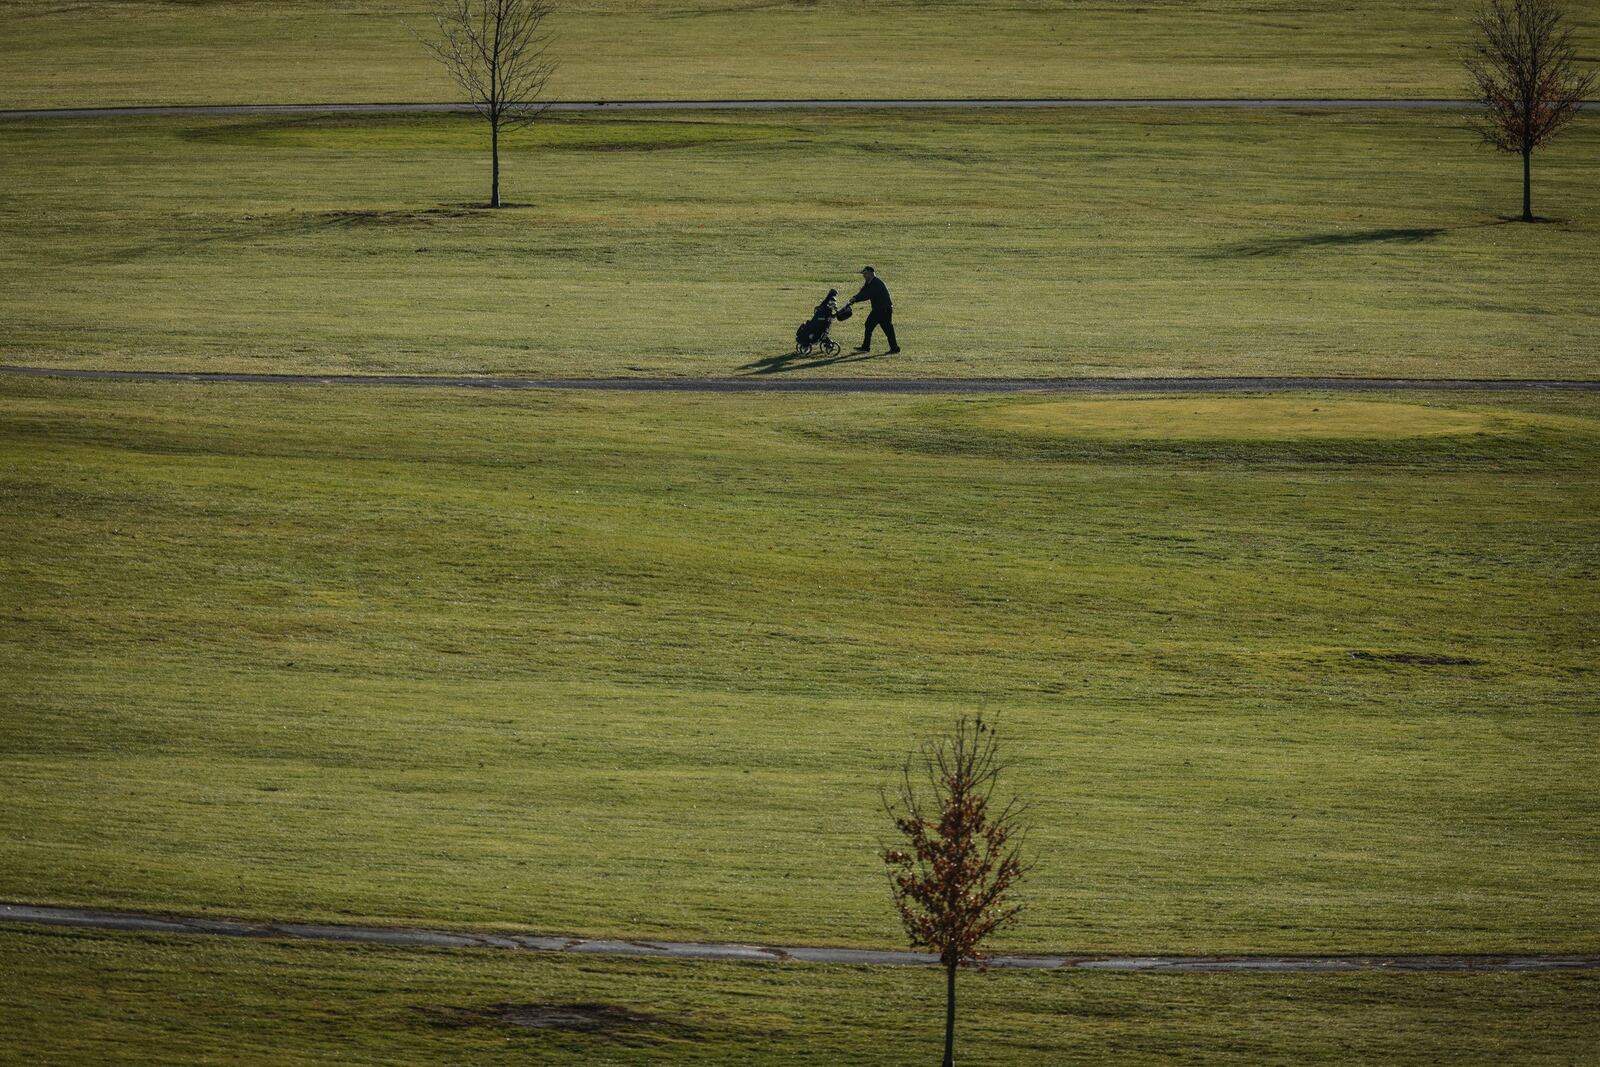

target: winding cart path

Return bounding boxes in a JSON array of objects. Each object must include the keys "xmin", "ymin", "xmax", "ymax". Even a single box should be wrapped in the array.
[
  {"xmin": 6, "ymin": 904, "xmax": 1596, "ymax": 973},
  {"xmin": 0, "ymin": 98, "xmax": 1546, "ymax": 121},
  {"xmin": 4, "ymin": 366, "xmax": 1597, "ymax": 393}
]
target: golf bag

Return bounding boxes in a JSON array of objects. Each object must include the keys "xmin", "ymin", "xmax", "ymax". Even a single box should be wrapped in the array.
[{"xmin": 795, "ymin": 289, "xmax": 844, "ymax": 356}]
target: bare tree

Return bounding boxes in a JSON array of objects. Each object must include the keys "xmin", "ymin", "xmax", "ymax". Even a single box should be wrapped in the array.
[
  {"xmin": 883, "ymin": 716, "xmax": 1028, "ymax": 1067},
  {"xmin": 419, "ymin": 0, "xmax": 558, "ymax": 208},
  {"xmin": 1463, "ymin": 0, "xmax": 1595, "ymax": 221}
]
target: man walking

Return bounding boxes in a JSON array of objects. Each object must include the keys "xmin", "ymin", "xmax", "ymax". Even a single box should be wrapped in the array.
[{"xmin": 845, "ymin": 266, "xmax": 900, "ymax": 354}]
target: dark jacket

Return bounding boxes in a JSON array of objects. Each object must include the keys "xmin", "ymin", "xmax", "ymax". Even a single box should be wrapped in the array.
[{"xmin": 849, "ymin": 276, "xmax": 892, "ymax": 313}]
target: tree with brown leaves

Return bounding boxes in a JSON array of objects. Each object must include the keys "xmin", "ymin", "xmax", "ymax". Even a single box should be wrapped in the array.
[
  {"xmin": 883, "ymin": 716, "xmax": 1028, "ymax": 1067},
  {"xmin": 1463, "ymin": 0, "xmax": 1595, "ymax": 221},
  {"xmin": 419, "ymin": 0, "xmax": 558, "ymax": 208}
]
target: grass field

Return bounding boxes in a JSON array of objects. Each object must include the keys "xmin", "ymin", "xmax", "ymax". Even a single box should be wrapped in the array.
[
  {"xmin": 3, "ymin": 377, "xmax": 1596, "ymax": 957},
  {"xmin": 5, "ymin": 926, "xmax": 1599, "ymax": 1066},
  {"xmin": 1, "ymin": 108, "xmax": 1596, "ymax": 380},
  {"xmin": 9, "ymin": 1, "xmax": 1595, "ymax": 109},
  {"xmin": 8, "ymin": 5, "xmax": 1600, "ymax": 1062}
]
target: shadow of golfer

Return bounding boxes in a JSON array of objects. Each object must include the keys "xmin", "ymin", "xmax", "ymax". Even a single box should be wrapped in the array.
[{"xmin": 738, "ymin": 349, "xmax": 887, "ymax": 375}]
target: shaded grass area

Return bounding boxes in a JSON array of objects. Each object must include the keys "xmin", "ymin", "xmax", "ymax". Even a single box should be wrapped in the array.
[
  {"xmin": 5, "ymin": 1, "xmax": 1584, "ymax": 108},
  {"xmin": 4, "ymin": 927, "xmax": 1599, "ymax": 1066},
  {"xmin": 1, "ymin": 109, "xmax": 1596, "ymax": 379},
  {"xmin": 2, "ymin": 378, "xmax": 1596, "ymax": 954}
]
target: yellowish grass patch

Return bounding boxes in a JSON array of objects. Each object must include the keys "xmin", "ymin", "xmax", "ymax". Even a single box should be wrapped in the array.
[{"xmin": 969, "ymin": 397, "xmax": 1528, "ymax": 441}]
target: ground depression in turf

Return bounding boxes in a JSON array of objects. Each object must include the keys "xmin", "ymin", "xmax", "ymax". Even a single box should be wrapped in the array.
[{"xmin": 969, "ymin": 398, "xmax": 1535, "ymax": 441}]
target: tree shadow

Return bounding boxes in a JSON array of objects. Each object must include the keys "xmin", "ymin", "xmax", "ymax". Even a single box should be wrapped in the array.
[
  {"xmin": 737, "ymin": 348, "xmax": 886, "ymax": 375},
  {"xmin": 1204, "ymin": 226, "xmax": 1448, "ymax": 258},
  {"xmin": 1493, "ymin": 214, "xmax": 1569, "ymax": 225}
]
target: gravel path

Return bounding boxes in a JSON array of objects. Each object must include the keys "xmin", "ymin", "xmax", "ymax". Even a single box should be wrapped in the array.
[
  {"xmin": 6, "ymin": 904, "xmax": 1594, "ymax": 972},
  {"xmin": 0, "ymin": 98, "xmax": 1534, "ymax": 121},
  {"xmin": 4, "ymin": 365, "xmax": 1597, "ymax": 394}
]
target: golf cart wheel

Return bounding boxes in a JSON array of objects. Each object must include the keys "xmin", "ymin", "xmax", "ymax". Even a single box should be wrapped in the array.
[{"xmin": 823, "ymin": 339, "xmax": 841, "ymax": 356}]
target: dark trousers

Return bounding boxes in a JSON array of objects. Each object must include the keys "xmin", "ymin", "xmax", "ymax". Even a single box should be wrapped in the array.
[{"xmin": 863, "ymin": 307, "xmax": 897, "ymax": 350}]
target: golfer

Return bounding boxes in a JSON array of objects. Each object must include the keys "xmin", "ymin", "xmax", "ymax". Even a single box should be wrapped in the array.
[{"xmin": 845, "ymin": 266, "xmax": 900, "ymax": 354}]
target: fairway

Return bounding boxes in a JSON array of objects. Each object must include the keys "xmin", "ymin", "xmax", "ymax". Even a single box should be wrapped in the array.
[
  {"xmin": 3, "ymin": 378, "xmax": 1596, "ymax": 958},
  {"xmin": 8, "ymin": 1, "xmax": 1593, "ymax": 108},
  {"xmin": 3, "ymin": 925, "xmax": 1598, "ymax": 1065},
  {"xmin": 1, "ymin": 108, "xmax": 1596, "ymax": 380}
]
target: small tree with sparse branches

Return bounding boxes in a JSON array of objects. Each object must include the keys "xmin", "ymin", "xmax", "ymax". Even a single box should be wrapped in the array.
[
  {"xmin": 419, "ymin": 0, "xmax": 558, "ymax": 208},
  {"xmin": 883, "ymin": 716, "xmax": 1028, "ymax": 1067},
  {"xmin": 1463, "ymin": 0, "xmax": 1595, "ymax": 221}
]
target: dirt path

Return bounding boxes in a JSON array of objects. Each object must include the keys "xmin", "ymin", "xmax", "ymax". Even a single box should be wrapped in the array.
[
  {"xmin": 0, "ymin": 98, "xmax": 1526, "ymax": 121},
  {"xmin": 4, "ymin": 365, "xmax": 1597, "ymax": 394},
  {"xmin": 4, "ymin": 904, "xmax": 1593, "ymax": 972}
]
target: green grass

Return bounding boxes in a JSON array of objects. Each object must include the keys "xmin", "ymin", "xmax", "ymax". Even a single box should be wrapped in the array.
[
  {"xmin": 3, "ymin": 377, "xmax": 1596, "ymax": 955},
  {"xmin": 9, "ymin": 1, "xmax": 1594, "ymax": 109},
  {"xmin": 4, "ymin": 926, "xmax": 1598, "ymax": 1066},
  {"xmin": 1, "ymin": 108, "xmax": 1596, "ymax": 379}
]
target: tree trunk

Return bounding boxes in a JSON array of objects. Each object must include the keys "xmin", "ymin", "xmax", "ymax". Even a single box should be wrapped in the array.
[
  {"xmin": 491, "ymin": 120, "xmax": 501, "ymax": 209},
  {"xmin": 1521, "ymin": 146, "xmax": 1532, "ymax": 222},
  {"xmin": 942, "ymin": 961, "xmax": 957, "ymax": 1067}
]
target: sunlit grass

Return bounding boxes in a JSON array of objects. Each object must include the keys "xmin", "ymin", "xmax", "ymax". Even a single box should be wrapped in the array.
[
  {"xmin": 964, "ymin": 397, "xmax": 1552, "ymax": 440},
  {"xmin": 1, "ymin": 109, "xmax": 1595, "ymax": 379}
]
